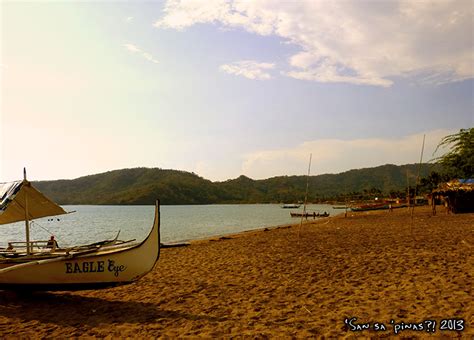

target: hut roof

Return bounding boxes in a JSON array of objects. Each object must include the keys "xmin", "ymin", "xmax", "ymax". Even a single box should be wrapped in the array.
[{"xmin": 433, "ymin": 179, "xmax": 474, "ymax": 193}]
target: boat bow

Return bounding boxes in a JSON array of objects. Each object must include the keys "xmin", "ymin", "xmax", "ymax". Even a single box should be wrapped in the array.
[{"xmin": 0, "ymin": 200, "xmax": 161, "ymax": 291}]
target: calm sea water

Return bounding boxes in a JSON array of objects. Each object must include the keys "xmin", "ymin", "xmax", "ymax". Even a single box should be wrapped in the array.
[{"xmin": 0, "ymin": 204, "xmax": 341, "ymax": 248}]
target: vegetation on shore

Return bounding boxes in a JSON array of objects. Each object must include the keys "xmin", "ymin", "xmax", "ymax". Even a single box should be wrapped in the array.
[{"xmin": 34, "ymin": 163, "xmax": 437, "ymax": 205}]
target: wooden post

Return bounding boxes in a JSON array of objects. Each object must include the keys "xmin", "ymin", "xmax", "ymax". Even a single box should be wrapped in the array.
[{"xmin": 431, "ymin": 194, "xmax": 436, "ymax": 216}]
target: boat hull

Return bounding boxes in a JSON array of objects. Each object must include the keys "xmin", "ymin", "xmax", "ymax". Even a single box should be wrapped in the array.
[{"xmin": 0, "ymin": 202, "xmax": 160, "ymax": 291}]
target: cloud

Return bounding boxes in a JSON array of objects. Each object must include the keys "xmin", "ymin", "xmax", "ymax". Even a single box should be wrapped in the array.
[
  {"xmin": 219, "ymin": 60, "xmax": 275, "ymax": 80},
  {"xmin": 124, "ymin": 43, "xmax": 141, "ymax": 53},
  {"xmin": 155, "ymin": 0, "xmax": 473, "ymax": 86},
  {"xmin": 241, "ymin": 129, "xmax": 455, "ymax": 179},
  {"xmin": 126, "ymin": 16, "xmax": 134, "ymax": 22},
  {"xmin": 123, "ymin": 43, "xmax": 159, "ymax": 64},
  {"xmin": 142, "ymin": 52, "xmax": 159, "ymax": 64}
]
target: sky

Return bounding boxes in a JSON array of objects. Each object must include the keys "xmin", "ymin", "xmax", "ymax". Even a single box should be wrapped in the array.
[{"xmin": 1, "ymin": 0, "xmax": 473, "ymax": 182}]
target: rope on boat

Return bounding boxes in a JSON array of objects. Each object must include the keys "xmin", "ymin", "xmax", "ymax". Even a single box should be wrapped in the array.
[{"xmin": 30, "ymin": 221, "xmax": 55, "ymax": 237}]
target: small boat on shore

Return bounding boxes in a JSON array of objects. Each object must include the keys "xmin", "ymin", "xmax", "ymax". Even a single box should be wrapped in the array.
[
  {"xmin": 0, "ymin": 170, "xmax": 161, "ymax": 291},
  {"xmin": 290, "ymin": 211, "xmax": 329, "ymax": 218},
  {"xmin": 350, "ymin": 203, "xmax": 407, "ymax": 212},
  {"xmin": 281, "ymin": 204, "xmax": 301, "ymax": 209},
  {"xmin": 350, "ymin": 203, "xmax": 388, "ymax": 212}
]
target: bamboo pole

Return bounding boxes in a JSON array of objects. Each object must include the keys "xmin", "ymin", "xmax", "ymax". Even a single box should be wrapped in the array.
[
  {"xmin": 411, "ymin": 134, "xmax": 426, "ymax": 218},
  {"xmin": 23, "ymin": 168, "xmax": 31, "ymax": 255},
  {"xmin": 298, "ymin": 154, "xmax": 312, "ymax": 239},
  {"xmin": 406, "ymin": 169, "xmax": 410, "ymax": 209},
  {"xmin": 344, "ymin": 193, "xmax": 348, "ymax": 218}
]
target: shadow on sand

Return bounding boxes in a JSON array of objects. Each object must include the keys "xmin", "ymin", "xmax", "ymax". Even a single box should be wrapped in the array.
[{"xmin": 0, "ymin": 290, "xmax": 224, "ymax": 328}]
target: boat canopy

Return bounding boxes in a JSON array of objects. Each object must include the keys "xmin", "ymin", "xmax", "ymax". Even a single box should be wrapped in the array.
[{"xmin": 0, "ymin": 180, "xmax": 67, "ymax": 225}]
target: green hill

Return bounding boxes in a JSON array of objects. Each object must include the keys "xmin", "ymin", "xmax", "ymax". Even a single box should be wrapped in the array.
[{"xmin": 33, "ymin": 164, "xmax": 438, "ymax": 205}]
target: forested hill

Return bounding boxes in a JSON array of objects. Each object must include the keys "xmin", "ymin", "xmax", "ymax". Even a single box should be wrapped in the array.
[{"xmin": 33, "ymin": 164, "xmax": 437, "ymax": 205}]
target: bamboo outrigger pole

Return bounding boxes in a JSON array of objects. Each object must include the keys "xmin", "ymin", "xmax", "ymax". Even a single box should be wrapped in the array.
[{"xmin": 24, "ymin": 168, "xmax": 31, "ymax": 255}]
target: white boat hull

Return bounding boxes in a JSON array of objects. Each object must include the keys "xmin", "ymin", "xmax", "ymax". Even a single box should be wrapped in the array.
[{"xmin": 0, "ymin": 202, "xmax": 160, "ymax": 291}]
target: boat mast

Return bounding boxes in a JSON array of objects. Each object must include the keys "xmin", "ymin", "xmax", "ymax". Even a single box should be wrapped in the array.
[{"xmin": 24, "ymin": 168, "xmax": 31, "ymax": 255}]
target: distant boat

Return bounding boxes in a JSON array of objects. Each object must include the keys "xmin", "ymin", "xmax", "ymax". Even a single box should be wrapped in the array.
[
  {"xmin": 290, "ymin": 211, "xmax": 329, "ymax": 218},
  {"xmin": 0, "ymin": 170, "xmax": 161, "ymax": 291},
  {"xmin": 332, "ymin": 206, "xmax": 348, "ymax": 209},
  {"xmin": 350, "ymin": 204, "xmax": 387, "ymax": 212},
  {"xmin": 281, "ymin": 204, "xmax": 301, "ymax": 209},
  {"xmin": 350, "ymin": 203, "xmax": 407, "ymax": 212}
]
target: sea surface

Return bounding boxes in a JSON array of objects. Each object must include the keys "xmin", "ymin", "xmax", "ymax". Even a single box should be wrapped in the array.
[{"xmin": 0, "ymin": 204, "xmax": 342, "ymax": 248}]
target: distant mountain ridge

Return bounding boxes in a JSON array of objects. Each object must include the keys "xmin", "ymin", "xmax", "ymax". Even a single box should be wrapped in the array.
[{"xmin": 33, "ymin": 164, "xmax": 437, "ymax": 205}]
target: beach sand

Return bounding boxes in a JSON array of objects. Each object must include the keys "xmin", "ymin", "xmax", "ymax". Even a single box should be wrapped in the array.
[{"xmin": 0, "ymin": 206, "xmax": 472, "ymax": 338}]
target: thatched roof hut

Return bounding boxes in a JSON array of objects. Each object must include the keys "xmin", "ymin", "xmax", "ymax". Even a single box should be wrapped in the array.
[{"xmin": 432, "ymin": 179, "xmax": 474, "ymax": 213}]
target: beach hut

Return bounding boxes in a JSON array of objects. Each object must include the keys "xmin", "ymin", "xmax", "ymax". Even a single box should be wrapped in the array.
[{"xmin": 432, "ymin": 179, "xmax": 474, "ymax": 214}]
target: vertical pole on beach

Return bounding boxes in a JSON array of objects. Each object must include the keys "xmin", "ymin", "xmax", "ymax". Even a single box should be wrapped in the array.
[
  {"xmin": 411, "ymin": 134, "xmax": 426, "ymax": 219},
  {"xmin": 344, "ymin": 193, "xmax": 348, "ymax": 218},
  {"xmin": 299, "ymin": 154, "xmax": 312, "ymax": 239},
  {"xmin": 406, "ymin": 169, "xmax": 410, "ymax": 209},
  {"xmin": 23, "ymin": 168, "xmax": 31, "ymax": 255}
]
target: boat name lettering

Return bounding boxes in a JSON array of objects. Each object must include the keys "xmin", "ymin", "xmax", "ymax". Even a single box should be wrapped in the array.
[
  {"xmin": 108, "ymin": 260, "xmax": 127, "ymax": 277},
  {"xmin": 65, "ymin": 261, "xmax": 105, "ymax": 274},
  {"xmin": 65, "ymin": 260, "xmax": 126, "ymax": 276}
]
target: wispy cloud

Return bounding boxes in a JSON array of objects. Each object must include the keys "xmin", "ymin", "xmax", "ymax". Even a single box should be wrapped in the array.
[
  {"xmin": 155, "ymin": 0, "xmax": 473, "ymax": 87},
  {"xmin": 220, "ymin": 60, "xmax": 275, "ymax": 80},
  {"xmin": 124, "ymin": 43, "xmax": 141, "ymax": 53},
  {"xmin": 123, "ymin": 43, "xmax": 159, "ymax": 64},
  {"xmin": 241, "ymin": 130, "xmax": 455, "ymax": 179},
  {"xmin": 125, "ymin": 16, "xmax": 134, "ymax": 22}
]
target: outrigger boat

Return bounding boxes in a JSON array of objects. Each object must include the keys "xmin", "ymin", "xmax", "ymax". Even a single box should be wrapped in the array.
[
  {"xmin": 281, "ymin": 204, "xmax": 301, "ymax": 209},
  {"xmin": 0, "ymin": 170, "xmax": 160, "ymax": 291},
  {"xmin": 290, "ymin": 211, "xmax": 329, "ymax": 218},
  {"xmin": 350, "ymin": 203, "xmax": 408, "ymax": 212}
]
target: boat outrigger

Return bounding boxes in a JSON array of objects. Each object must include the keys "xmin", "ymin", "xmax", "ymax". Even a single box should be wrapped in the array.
[{"xmin": 0, "ymin": 170, "xmax": 160, "ymax": 291}]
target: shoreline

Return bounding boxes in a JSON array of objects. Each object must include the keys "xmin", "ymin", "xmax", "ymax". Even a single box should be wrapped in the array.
[
  {"xmin": 184, "ymin": 211, "xmax": 345, "ymax": 245},
  {"xmin": 187, "ymin": 205, "xmax": 398, "ymax": 245},
  {"xmin": 164, "ymin": 206, "xmax": 344, "ymax": 245},
  {"xmin": 0, "ymin": 206, "xmax": 472, "ymax": 337}
]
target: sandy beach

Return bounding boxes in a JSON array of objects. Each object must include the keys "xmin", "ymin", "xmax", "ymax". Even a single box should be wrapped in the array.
[{"xmin": 0, "ymin": 206, "xmax": 472, "ymax": 338}]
